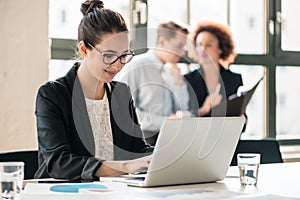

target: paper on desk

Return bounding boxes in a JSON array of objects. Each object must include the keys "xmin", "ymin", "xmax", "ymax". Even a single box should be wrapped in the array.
[
  {"xmin": 137, "ymin": 188, "xmax": 239, "ymax": 199},
  {"xmin": 233, "ymin": 194, "xmax": 300, "ymax": 200},
  {"xmin": 25, "ymin": 181, "xmax": 299, "ymax": 200},
  {"xmin": 22, "ymin": 182, "xmax": 151, "ymax": 200},
  {"xmin": 23, "ymin": 182, "xmax": 242, "ymax": 199},
  {"xmin": 23, "ymin": 182, "xmax": 126, "ymax": 194}
]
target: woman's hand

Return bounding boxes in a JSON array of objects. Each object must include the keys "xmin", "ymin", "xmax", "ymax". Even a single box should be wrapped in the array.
[
  {"xmin": 198, "ymin": 93, "xmax": 222, "ymax": 116},
  {"xmin": 124, "ymin": 155, "xmax": 152, "ymax": 174},
  {"xmin": 96, "ymin": 155, "xmax": 152, "ymax": 177},
  {"xmin": 168, "ymin": 113, "xmax": 179, "ymax": 119}
]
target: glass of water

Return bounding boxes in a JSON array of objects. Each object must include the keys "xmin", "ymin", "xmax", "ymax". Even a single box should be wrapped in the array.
[
  {"xmin": 237, "ymin": 153, "xmax": 260, "ymax": 186},
  {"xmin": 0, "ymin": 162, "xmax": 24, "ymax": 199}
]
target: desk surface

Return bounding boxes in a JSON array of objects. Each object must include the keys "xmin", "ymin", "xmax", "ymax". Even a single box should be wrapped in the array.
[{"xmin": 22, "ymin": 162, "xmax": 300, "ymax": 200}]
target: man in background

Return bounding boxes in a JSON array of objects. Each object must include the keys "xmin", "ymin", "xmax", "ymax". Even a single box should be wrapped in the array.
[{"xmin": 116, "ymin": 21, "xmax": 189, "ymax": 145}]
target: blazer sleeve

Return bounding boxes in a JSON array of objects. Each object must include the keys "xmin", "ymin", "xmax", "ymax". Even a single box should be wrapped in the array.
[
  {"xmin": 35, "ymin": 82, "xmax": 102, "ymax": 180},
  {"xmin": 124, "ymin": 83, "xmax": 153, "ymax": 153},
  {"xmin": 129, "ymin": 96, "xmax": 154, "ymax": 153}
]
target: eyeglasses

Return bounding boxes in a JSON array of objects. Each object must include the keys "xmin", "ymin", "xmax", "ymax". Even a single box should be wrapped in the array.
[{"xmin": 88, "ymin": 43, "xmax": 134, "ymax": 65}]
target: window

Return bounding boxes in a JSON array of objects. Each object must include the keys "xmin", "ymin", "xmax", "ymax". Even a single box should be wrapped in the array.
[
  {"xmin": 281, "ymin": 0, "xmax": 300, "ymax": 51},
  {"xmin": 147, "ymin": 0, "xmax": 187, "ymax": 48},
  {"xmin": 276, "ymin": 67, "xmax": 300, "ymax": 139},
  {"xmin": 189, "ymin": 0, "xmax": 227, "ymax": 27},
  {"xmin": 230, "ymin": 0, "xmax": 265, "ymax": 54},
  {"xmin": 49, "ymin": 0, "xmax": 82, "ymax": 39},
  {"xmin": 48, "ymin": 60, "xmax": 77, "ymax": 81}
]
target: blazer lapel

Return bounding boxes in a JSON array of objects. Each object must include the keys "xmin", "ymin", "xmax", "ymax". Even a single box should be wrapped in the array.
[{"xmin": 69, "ymin": 66, "xmax": 95, "ymax": 156}]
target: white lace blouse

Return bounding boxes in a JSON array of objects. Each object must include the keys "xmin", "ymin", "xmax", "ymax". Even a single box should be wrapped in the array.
[{"xmin": 85, "ymin": 90, "xmax": 114, "ymax": 161}]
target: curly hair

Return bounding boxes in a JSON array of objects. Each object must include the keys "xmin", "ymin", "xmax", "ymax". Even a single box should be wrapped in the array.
[{"xmin": 191, "ymin": 21, "xmax": 235, "ymax": 63}]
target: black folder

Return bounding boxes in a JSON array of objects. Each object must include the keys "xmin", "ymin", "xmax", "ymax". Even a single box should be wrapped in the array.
[{"xmin": 225, "ymin": 77, "xmax": 263, "ymax": 116}]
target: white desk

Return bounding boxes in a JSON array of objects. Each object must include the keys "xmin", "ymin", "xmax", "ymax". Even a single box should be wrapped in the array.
[{"xmin": 21, "ymin": 162, "xmax": 300, "ymax": 200}]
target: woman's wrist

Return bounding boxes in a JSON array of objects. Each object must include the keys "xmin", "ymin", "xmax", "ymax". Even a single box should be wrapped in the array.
[
  {"xmin": 95, "ymin": 160, "xmax": 127, "ymax": 177},
  {"xmin": 198, "ymin": 105, "xmax": 210, "ymax": 116}
]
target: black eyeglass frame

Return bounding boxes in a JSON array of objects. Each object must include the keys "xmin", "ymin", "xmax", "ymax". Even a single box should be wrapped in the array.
[{"xmin": 87, "ymin": 42, "xmax": 134, "ymax": 65}]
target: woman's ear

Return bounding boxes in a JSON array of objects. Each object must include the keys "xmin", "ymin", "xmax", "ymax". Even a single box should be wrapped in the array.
[{"xmin": 78, "ymin": 41, "xmax": 88, "ymax": 58}]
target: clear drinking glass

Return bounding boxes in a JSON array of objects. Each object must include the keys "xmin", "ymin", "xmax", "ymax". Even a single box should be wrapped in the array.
[
  {"xmin": 237, "ymin": 153, "xmax": 260, "ymax": 186},
  {"xmin": 0, "ymin": 162, "xmax": 24, "ymax": 199}
]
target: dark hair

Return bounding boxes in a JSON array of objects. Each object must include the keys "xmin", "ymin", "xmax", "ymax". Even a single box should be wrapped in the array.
[
  {"xmin": 78, "ymin": 0, "xmax": 128, "ymax": 49},
  {"xmin": 192, "ymin": 21, "xmax": 235, "ymax": 62},
  {"xmin": 157, "ymin": 21, "xmax": 189, "ymax": 42}
]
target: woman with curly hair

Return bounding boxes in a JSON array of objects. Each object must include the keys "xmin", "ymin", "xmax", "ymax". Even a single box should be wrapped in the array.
[{"xmin": 185, "ymin": 21, "xmax": 243, "ymax": 117}]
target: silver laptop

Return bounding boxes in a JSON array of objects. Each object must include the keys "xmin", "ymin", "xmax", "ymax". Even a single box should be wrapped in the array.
[{"xmin": 113, "ymin": 117, "xmax": 245, "ymax": 187}]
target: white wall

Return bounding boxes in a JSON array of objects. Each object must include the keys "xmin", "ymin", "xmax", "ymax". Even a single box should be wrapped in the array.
[{"xmin": 0, "ymin": 0, "xmax": 49, "ymax": 152}]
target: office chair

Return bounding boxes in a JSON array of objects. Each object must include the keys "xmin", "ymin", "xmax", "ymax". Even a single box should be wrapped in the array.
[
  {"xmin": 230, "ymin": 138, "xmax": 283, "ymax": 166},
  {"xmin": 0, "ymin": 150, "xmax": 38, "ymax": 179}
]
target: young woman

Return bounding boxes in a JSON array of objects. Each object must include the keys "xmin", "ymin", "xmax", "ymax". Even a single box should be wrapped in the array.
[
  {"xmin": 34, "ymin": 0, "xmax": 152, "ymax": 181},
  {"xmin": 185, "ymin": 21, "xmax": 243, "ymax": 117}
]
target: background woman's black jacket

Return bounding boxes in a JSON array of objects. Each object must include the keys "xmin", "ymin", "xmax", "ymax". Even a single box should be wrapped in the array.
[
  {"xmin": 184, "ymin": 65, "xmax": 243, "ymax": 117},
  {"xmin": 34, "ymin": 63, "xmax": 152, "ymax": 180}
]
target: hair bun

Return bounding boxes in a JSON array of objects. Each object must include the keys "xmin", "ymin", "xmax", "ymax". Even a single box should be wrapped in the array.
[{"xmin": 80, "ymin": 0, "xmax": 104, "ymax": 16}]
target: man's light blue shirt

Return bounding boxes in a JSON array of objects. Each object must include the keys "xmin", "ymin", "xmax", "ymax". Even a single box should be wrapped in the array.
[{"xmin": 115, "ymin": 50, "xmax": 174, "ymax": 132}]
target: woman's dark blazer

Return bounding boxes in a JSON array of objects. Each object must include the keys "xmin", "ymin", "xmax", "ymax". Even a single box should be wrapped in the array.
[
  {"xmin": 34, "ymin": 62, "xmax": 152, "ymax": 180},
  {"xmin": 184, "ymin": 65, "xmax": 243, "ymax": 116}
]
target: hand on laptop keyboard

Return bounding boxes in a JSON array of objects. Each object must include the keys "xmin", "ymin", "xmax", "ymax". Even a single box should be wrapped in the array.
[{"xmin": 125, "ymin": 155, "xmax": 152, "ymax": 174}]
